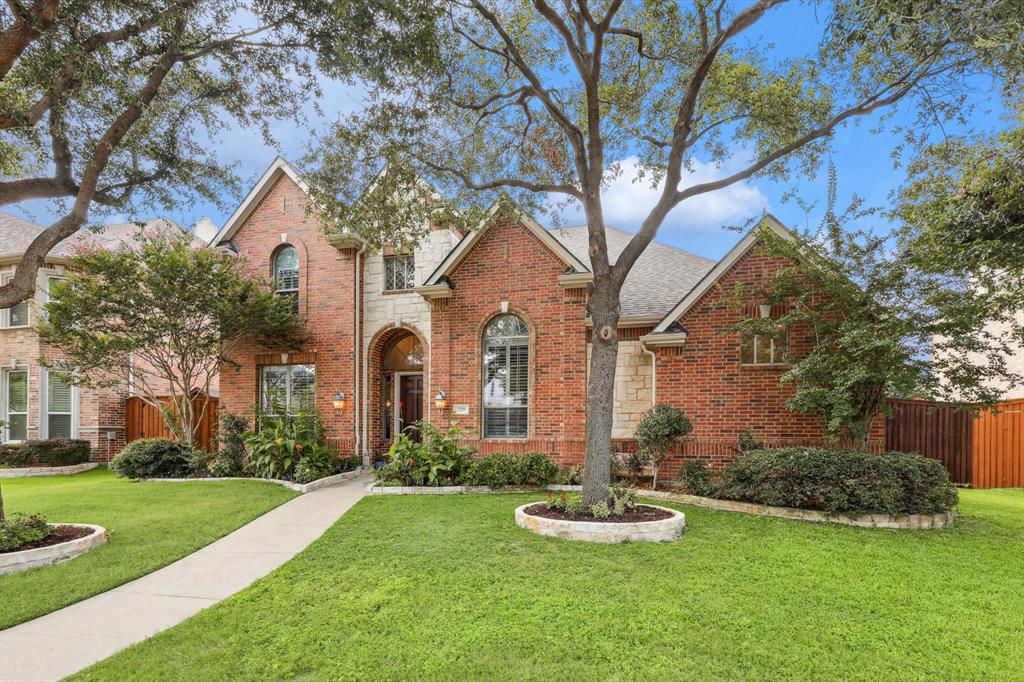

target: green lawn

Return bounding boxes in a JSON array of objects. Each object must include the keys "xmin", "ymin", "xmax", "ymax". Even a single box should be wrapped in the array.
[
  {"xmin": 0, "ymin": 467, "xmax": 296, "ymax": 629},
  {"xmin": 75, "ymin": 488, "xmax": 1023, "ymax": 681}
]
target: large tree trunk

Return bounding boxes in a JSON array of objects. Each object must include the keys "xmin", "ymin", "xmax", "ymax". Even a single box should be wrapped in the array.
[{"xmin": 582, "ymin": 280, "xmax": 621, "ymax": 506}]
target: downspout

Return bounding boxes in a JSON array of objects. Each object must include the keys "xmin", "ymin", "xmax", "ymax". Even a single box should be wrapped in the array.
[
  {"xmin": 642, "ymin": 343, "xmax": 657, "ymax": 407},
  {"xmin": 354, "ymin": 243, "xmax": 367, "ymax": 466}
]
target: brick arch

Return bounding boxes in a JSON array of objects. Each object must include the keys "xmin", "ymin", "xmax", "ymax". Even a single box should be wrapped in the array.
[
  {"xmin": 366, "ymin": 322, "xmax": 430, "ymax": 455},
  {"xmin": 476, "ymin": 307, "xmax": 537, "ymax": 440}
]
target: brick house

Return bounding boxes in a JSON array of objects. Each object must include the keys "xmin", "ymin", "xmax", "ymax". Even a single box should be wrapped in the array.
[
  {"xmin": 0, "ymin": 213, "xmax": 209, "ymax": 461},
  {"xmin": 212, "ymin": 157, "xmax": 877, "ymax": 472}
]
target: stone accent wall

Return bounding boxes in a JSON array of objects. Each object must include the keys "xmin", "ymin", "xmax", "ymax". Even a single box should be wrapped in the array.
[
  {"xmin": 588, "ymin": 339, "xmax": 653, "ymax": 439},
  {"xmin": 0, "ymin": 263, "xmax": 127, "ymax": 461},
  {"xmin": 218, "ymin": 175, "xmax": 358, "ymax": 453},
  {"xmin": 428, "ymin": 218, "xmax": 588, "ymax": 465}
]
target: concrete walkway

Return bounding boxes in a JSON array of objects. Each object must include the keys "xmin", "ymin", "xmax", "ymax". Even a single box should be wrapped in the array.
[{"xmin": 0, "ymin": 474, "xmax": 371, "ymax": 682}]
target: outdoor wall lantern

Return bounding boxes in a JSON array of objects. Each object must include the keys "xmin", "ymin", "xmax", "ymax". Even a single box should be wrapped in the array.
[
  {"xmin": 332, "ymin": 391, "xmax": 348, "ymax": 410},
  {"xmin": 434, "ymin": 390, "xmax": 449, "ymax": 410}
]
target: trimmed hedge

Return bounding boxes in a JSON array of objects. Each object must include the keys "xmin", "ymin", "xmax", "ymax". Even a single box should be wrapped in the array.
[
  {"xmin": 110, "ymin": 438, "xmax": 200, "ymax": 479},
  {"xmin": 710, "ymin": 448, "xmax": 957, "ymax": 515},
  {"xmin": 463, "ymin": 451, "xmax": 560, "ymax": 488},
  {"xmin": 0, "ymin": 439, "xmax": 90, "ymax": 467}
]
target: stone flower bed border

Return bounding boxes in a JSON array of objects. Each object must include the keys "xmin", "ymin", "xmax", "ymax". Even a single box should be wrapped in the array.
[
  {"xmin": 515, "ymin": 503, "xmax": 686, "ymax": 543},
  {"xmin": 368, "ymin": 483, "xmax": 582, "ymax": 495},
  {"xmin": 144, "ymin": 467, "xmax": 366, "ymax": 494},
  {"xmin": 644, "ymin": 490, "xmax": 956, "ymax": 529},
  {"xmin": 0, "ymin": 462, "xmax": 98, "ymax": 478},
  {"xmin": 0, "ymin": 523, "xmax": 107, "ymax": 575}
]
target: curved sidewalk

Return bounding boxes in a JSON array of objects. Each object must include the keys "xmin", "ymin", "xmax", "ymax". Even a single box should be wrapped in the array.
[{"xmin": 0, "ymin": 474, "xmax": 371, "ymax": 682}]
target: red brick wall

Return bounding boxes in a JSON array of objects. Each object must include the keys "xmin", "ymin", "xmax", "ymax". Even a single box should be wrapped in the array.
[
  {"xmin": 428, "ymin": 218, "xmax": 588, "ymax": 465},
  {"xmin": 218, "ymin": 175, "xmax": 358, "ymax": 454},
  {"xmin": 653, "ymin": 243, "xmax": 885, "ymax": 477}
]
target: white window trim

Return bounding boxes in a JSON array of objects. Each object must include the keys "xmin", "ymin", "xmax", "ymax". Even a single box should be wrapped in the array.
[
  {"xmin": 2, "ymin": 368, "xmax": 29, "ymax": 443},
  {"xmin": 259, "ymin": 364, "xmax": 316, "ymax": 416},
  {"xmin": 1, "ymin": 273, "xmax": 30, "ymax": 329},
  {"xmin": 40, "ymin": 369, "xmax": 78, "ymax": 439}
]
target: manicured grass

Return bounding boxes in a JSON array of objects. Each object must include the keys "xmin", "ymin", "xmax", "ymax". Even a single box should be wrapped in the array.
[
  {"xmin": 76, "ymin": 488, "xmax": 1022, "ymax": 681},
  {"xmin": 0, "ymin": 468, "xmax": 296, "ymax": 629}
]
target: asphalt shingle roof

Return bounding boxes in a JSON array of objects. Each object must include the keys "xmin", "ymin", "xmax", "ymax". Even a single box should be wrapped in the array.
[
  {"xmin": 0, "ymin": 212, "xmax": 193, "ymax": 259},
  {"xmin": 550, "ymin": 225, "xmax": 715, "ymax": 318}
]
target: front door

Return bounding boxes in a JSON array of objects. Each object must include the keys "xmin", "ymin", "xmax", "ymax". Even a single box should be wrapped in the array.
[{"xmin": 399, "ymin": 374, "xmax": 423, "ymax": 441}]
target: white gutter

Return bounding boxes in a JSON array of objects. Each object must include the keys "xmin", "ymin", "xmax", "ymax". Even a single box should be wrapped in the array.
[
  {"xmin": 354, "ymin": 243, "xmax": 367, "ymax": 465},
  {"xmin": 642, "ymin": 344, "xmax": 657, "ymax": 407}
]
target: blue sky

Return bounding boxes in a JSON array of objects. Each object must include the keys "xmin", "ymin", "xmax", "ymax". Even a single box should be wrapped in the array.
[{"xmin": 10, "ymin": 3, "xmax": 1012, "ymax": 262}]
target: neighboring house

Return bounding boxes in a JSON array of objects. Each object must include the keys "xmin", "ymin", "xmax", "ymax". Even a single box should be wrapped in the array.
[
  {"xmin": 934, "ymin": 311, "xmax": 1024, "ymax": 402},
  {"xmin": 214, "ymin": 157, "xmax": 874, "ymax": 473},
  {"xmin": 0, "ymin": 212, "xmax": 207, "ymax": 460}
]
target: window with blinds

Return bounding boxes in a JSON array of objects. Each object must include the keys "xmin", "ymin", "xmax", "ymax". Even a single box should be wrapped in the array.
[
  {"xmin": 47, "ymin": 372, "xmax": 74, "ymax": 438},
  {"xmin": 260, "ymin": 364, "xmax": 315, "ymax": 416},
  {"xmin": 273, "ymin": 246, "xmax": 299, "ymax": 313},
  {"xmin": 384, "ymin": 254, "xmax": 415, "ymax": 291},
  {"xmin": 4, "ymin": 370, "xmax": 27, "ymax": 442},
  {"xmin": 482, "ymin": 314, "xmax": 529, "ymax": 438},
  {"xmin": 1, "ymin": 274, "xmax": 29, "ymax": 328}
]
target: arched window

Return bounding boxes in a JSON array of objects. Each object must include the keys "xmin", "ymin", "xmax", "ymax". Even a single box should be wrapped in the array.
[
  {"xmin": 273, "ymin": 245, "xmax": 299, "ymax": 313},
  {"xmin": 482, "ymin": 314, "xmax": 529, "ymax": 438}
]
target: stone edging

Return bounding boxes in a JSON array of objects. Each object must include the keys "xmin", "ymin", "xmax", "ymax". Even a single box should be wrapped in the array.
[
  {"xmin": 642, "ymin": 490, "xmax": 956, "ymax": 529},
  {"xmin": 514, "ymin": 503, "xmax": 686, "ymax": 543},
  {"xmin": 0, "ymin": 462, "xmax": 98, "ymax": 478},
  {"xmin": 144, "ymin": 467, "xmax": 366, "ymax": 494},
  {"xmin": 368, "ymin": 483, "xmax": 582, "ymax": 495},
  {"xmin": 0, "ymin": 523, "xmax": 107, "ymax": 575}
]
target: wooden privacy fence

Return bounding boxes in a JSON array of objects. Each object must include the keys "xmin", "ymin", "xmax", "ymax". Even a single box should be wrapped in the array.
[
  {"xmin": 125, "ymin": 395, "xmax": 219, "ymax": 452},
  {"xmin": 886, "ymin": 398, "xmax": 1023, "ymax": 488}
]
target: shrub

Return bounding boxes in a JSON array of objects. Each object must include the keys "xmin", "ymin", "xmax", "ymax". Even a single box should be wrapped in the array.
[
  {"xmin": 736, "ymin": 429, "xmax": 764, "ymax": 453},
  {"xmin": 243, "ymin": 409, "xmax": 323, "ymax": 480},
  {"xmin": 606, "ymin": 483, "xmax": 639, "ymax": 516},
  {"xmin": 556, "ymin": 464, "xmax": 583, "ymax": 485},
  {"xmin": 635, "ymin": 404, "xmax": 693, "ymax": 490},
  {"xmin": 0, "ymin": 514, "xmax": 51, "ymax": 552},
  {"xmin": 614, "ymin": 450, "xmax": 648, "ymax": 485},
  {"xmin": 211, "ymin": 410, "xmax": 249, "ymax": 477},
  {"xmin": 716, "ymin": 448, "xmax": 958, "ymax": 515},
  {"xmin": 295, "ymin": 448, "xmax": 361, "ymax": 484},
  {"xmin": 0, "ymin": 444, "xmax": 31, "ymax": 468},
  {"xmin": 677, "ymin": 459, "xmax": 717, "ymax": 497},
  {"xmin": 110, "ymin": 438, "xmax": 198, "ymax": 479},
  {"xmin": 375, "ymin": 422, "xmax": 476, "ymax": 486},
  {"xmin": 463, "ymin": 451, "xmax": 560, "ymax": 488},
  {"xmin": 7, "ymin": 439, "xmax": 91, "ymax": 467}
]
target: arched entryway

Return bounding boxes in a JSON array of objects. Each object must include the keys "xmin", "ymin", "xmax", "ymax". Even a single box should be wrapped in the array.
[{"xmin": 368, "ymin": 326, "xmax": 428, "ymax": 453}]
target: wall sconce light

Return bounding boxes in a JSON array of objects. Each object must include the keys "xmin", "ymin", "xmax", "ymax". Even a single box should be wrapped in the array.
[
  {"xmin": 433, "ymin": 390, "xmax": 449, "ymax": 410},
  {"xmin": 332, "ymin": 391, "xmax": 348, "ymax": 410},
  {"xmin": 758, "ymin": 303, "xmax": 772, "ymax": 319}
]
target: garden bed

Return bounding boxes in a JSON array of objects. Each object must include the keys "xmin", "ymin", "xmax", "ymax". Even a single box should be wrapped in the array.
[
  {"xmin": 369, "ymin": 483, "xmax": 581, "ymax": 495},
  {"xmin": 0, "ymin": 462, "xmax": 98, "ymax": 478},
  {"xmin": 0, "ymin": 523, "xmax": 107, "ymax": 575},
  {"xmin": 645, "ymin": 489, "xmax": 956, "ymax": 529},
  {"xmin": 515, "ymin": 502, "xmax": 685, "ymax": 543}
]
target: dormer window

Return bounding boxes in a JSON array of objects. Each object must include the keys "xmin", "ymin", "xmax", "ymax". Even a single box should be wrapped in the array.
[
  {"xmin": 384, "ymin": 254, "xmax": 415, "ymax": 291},
  {"xmin": 273, "ymin": 245, "xmax": 299, "ymax": 313}
]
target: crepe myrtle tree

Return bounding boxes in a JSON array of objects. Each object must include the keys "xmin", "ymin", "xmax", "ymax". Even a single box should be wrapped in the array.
[
  {"xmin": 0, "ymin": 0, "xmax": 437, "ymax": 308},
  {"xmin": 37, "ymin": 230, "xmax": 307, "ymax": 446},
  {"xmin": 304, "ymin": 0, "xmax": 1022, "ymax": 505}
]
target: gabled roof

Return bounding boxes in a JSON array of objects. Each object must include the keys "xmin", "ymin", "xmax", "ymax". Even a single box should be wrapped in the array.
[
  {"xmin": 553, "ymin": 225, "xmax": 715, "ymax": 319},
  {"xmin": 210, "ymin": 156, "xmax": 325, "ymax": 247},
  {"xmin": 651, "ymin": 214, "xmax": 796, "ymax": 333},
  {"xmin": 422, "ymin": 199, "xmax": 590, "ymax": 287}
]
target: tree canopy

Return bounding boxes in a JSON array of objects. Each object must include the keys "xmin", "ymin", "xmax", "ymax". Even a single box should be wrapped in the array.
[{"xmin": 38, "ymin": 229, "xmax": 306, "ymax": 444}]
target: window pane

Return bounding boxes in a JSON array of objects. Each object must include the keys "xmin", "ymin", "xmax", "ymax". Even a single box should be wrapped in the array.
[
  {"xmin": 48, "ymin": 374, "xmax": 73, "ymax": 412},
  {"xmin": 7, "ymin": 414, "xmax": 26, "ymax": 441},
  {"xmin": 274, "ymin": 247, "xmax": 299, "ymax": 288},
  {"xmin": 483, "ymin": 344, "xmax": 509, "ymax": 406},
  {"xmin": 7, "ymin": 371, "xmax": 27, "ymax": 412},
  {"xmin": 384, "ymin": 255, "xmax": 415, "ymax": 291},
  {"xmin": 289, "ymin": 364, "xmax": 316, "ymax": 414},
  {"xmin": 48, "ymin": 414, "xmax": 72, "ymax": 438},
  {"xmin": 482, "ymin": 314, "xmax": 529, "ymax": 437},
  {"xmin": 8, "ymin": 299, "xmax": 28, "ymax": 326},
  {"xmin": 261, "ymin": 366, "xmax": 288, "ymax": 413},
  {"xmin": 740, "ymin": 332, "xmax": 755, "ymax": 364}
]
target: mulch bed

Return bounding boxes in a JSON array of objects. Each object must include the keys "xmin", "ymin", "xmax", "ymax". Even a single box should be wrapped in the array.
[
  {"xmin": 2, "ymin": 525, "xmax": 94, "ymax": 554},
  {"xmin": 524, "ymin": 503, "xmax": 674, "ymax": 523}
]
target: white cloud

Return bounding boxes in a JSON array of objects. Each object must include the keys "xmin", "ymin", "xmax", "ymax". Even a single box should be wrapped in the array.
[{"xmin": 553, "ymin": 155, "xmax": 768, "ymax": 233}]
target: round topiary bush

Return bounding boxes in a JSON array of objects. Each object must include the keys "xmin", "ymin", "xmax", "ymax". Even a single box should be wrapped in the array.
[{"xmin": 109, "ymin": 438, "xmax": 199, "ymax": 479}]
